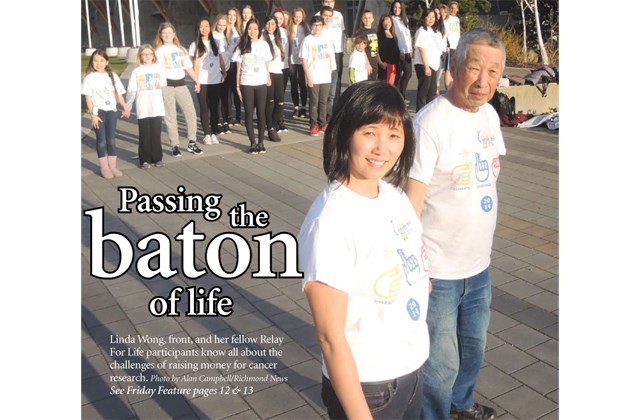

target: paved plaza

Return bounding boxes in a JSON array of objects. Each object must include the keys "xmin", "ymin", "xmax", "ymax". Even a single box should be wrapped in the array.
[{"xmin": 81, "ymin": 69, "xmax": 558, "ymax": 419}]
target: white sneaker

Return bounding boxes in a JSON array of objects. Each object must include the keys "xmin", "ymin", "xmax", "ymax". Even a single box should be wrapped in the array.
[
  {"xmin": 210, "ymin": 134, "xmax": 220, "ymax": 144},
  {"xmin": 203, "ymin": 134, "xmax": 212, "ymax": 145}
]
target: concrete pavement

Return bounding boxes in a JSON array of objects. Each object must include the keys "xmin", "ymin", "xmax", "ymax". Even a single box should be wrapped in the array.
[{"xmin": 81, "ymin": 68, "xmax": 559, "ymax": 419}]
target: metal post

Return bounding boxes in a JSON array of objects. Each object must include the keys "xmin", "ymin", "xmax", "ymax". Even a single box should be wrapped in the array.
[
  {"xmin": 134, "ymin": 0, "xmax": 141, "ymax": 48},
  {"xmin": 105, "ymin": 0, "xmax": 114, "ymax": 47},
  {"xmin": 118, "ymin": 0, "xmax": 126, "ymax": 46},
  {"xmin": 85, "ymin": 0, "xmax": 92, "ymax": 48},
  {"xmin": 129, "ymin": 0, "xmax": 137, "ymax": 47}
]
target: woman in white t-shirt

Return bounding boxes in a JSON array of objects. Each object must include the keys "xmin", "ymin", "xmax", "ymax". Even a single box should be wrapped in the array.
[
  {"xmin": 232, "ymin": 18, "xmax": 272, "ymax": 155},
  {"xmin": 390, "ymin": 1, "xmax": 413, "ymax": 99},
  {"xmin": 81, "ymin": 49, "xmax": 130, "ymax": 179},
  {"xmin": 298, "ymin": 81, "xmax": 430, "ymax": 419},
  {"xmin": 263, "ymin": 16, "xmax": 285, "ymax": 143},
  {"xmin": 189, "ymin": 17, "xmax": 226, "ymax": 145},
  {"xmin": 154, "ymin": 22, "xmax": 203, "ymax": 157},
  {"xmin": 287, "ymin": 7, "xmax": 310, "ymax": 119},
  {"xmin": 212, "ymin": 14, "xmax": 233, "ymax": 134},
  {"xmin": 414, "ymin": 8, "xmax": 444, "ymax": 111},
  {"xmin": 225, "ymin": 8, "xmax": 244, "ymax": 125}
]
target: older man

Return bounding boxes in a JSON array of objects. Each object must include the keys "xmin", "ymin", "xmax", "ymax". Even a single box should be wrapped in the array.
[{"xmin": 405, "ymin": 29, "xmax": 506, "ymax": 420}]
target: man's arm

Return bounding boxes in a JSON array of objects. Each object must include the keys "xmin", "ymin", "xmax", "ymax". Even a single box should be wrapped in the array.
[{"xmin": 404, "ymin": 178, "xmax": 428, "ymax": 217}]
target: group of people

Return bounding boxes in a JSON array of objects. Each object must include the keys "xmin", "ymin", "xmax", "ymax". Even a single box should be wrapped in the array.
[{"xmin": 299, "ymin": 23, "xmax": 506, "ymax": 420}]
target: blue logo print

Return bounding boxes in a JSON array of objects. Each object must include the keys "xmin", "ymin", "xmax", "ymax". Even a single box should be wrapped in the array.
[
  {"xmin": 481, "ymin": 195, "xmax": 493, "ymax": 212},
  {"xmin": 406, "ymin": 299, "xmax": 420, "ymax": 320}
]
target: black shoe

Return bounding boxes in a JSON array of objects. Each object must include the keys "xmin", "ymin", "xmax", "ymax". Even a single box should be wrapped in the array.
[
  {"xmin": 268, "ymin": 127, "xmax": 282, "ymax": 142},
  {"xmin": 291, "ymin": 106, "xmax": 300, "ymax": 119},
  {"xmin": 249, "ymin": 145, "xmax": 259, "ymax": 154},
  {"xmin": 450, "ymin": 403, "xmax": 496, "ymax": 420},
  {"xmin": 222, "ymin": 122, "xmax": 231, "ymax": 134},
  {"xmin": 258, "ymin": 143, "xmax": 266, "ymax": 154},
  {"xmin": 214, "ymin": 124, "xmax": 224, "ymax": 135},
  {"xmin": 277, "ymin": 121, "xmax": 288, "ymax": 132},
  {"xmin": 299, "ymin": 108, "xmax": 307, "ymax": 118},
  {"xmin": 229, "ymin": 118, "xmax": 240, "ymax": 126},
  {"xmin": 187, "ymin": 141, "xmax": 203, "ymax": 155},
  {"xmin": 172, "ymin": 145, "xmax": 182, "ymax": 157}
]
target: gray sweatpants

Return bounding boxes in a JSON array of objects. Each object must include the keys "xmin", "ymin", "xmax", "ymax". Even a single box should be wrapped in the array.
[{"xmin": 161, "ymin": 85, "xmax": 197, "ymax": 146}]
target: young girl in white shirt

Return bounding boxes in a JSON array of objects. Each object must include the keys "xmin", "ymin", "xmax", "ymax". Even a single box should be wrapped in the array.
[
  {"xmin": 263, "ymin": 16, "xmax": 285, "ymax": 143},
  {"xmin": 189, "ymin": 17, "xmax": 226, "ymax": 144},
  {"xmin": 125, "ymin": 45, "xmax": 166, "ymax": 169},
  {"xmin": 154, "ymin": 22, "xmax": 203, "ymax": 157},
  {"xmin": 233, "ymin": 18, "xmax": 272, "ymax": 154},
  {"xmin": 81, "ymin": 49, "xmax": 130, "ymax": 179},
  {"xmin": 287, "ymin": 8, "xmax": 310, "ymax": 119}
]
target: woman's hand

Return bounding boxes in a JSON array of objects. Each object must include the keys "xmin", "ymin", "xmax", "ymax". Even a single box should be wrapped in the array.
[{"xmin": 91, "ymin": 114, "xmax": 102, "ymax": 129}]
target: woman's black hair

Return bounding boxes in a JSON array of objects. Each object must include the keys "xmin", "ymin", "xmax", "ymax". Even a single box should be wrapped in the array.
[
  {"xmin": 262, "ymin": 16, "xmax": 283, "ymax": 60},
  {"xmin": 194, "ymin": 17, "xmax": 219, "ymax": 59},
  {"xmin": 236, "ymin": 17, "xmax": 260, "ymax": 54},
  {"xmin": 323, "ymin": 80, "xmax": 415, "ymax": 189},
  {"xmin": 390, "ymin": 1, "xmax": 409, "ymax": 26}
]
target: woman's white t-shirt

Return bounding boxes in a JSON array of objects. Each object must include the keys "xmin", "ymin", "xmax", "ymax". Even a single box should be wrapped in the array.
[
  {"xmin": 232, "ymin": 39, "xmax": 273, "ymax": 86},
  {"xmin": 188, "ymin": 39, "xmax": 223, "ymax": 84},
  {"xmin": 155, "ymin": 44, "xmax": 193, "ymax": 80}
]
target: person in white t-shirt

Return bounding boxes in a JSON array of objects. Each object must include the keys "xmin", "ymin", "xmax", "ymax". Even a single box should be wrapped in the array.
[
  {"xmin": 273, "ymin": 10, "xmax": 290, "ymax": 133},
  {"xmin": 263, "ymin": 16, "xmax": 285, "ymax": 143},
  {"xmin": 240, "ymin": 4, "xmax": 254, "ymax": 32},
  {"xmin": 348, "ymin": 35, "xmax": 368, "ymax": 85},
  {"xmin": 213, "ymin": 14, "xmax": 233, "ymax": 134},
  {"xmin": 189, "ymin": 17, "xmax": 226, "ymax": 145},
  {"xmin": 125, "ymin": 45, "xmax": 166, "ymax": 169},
  {"xmin": 405, "ymin": 29, "xmax": 506, "ymax": 420},
  {"xmin": 287, "ymin": 8, "xmax": 310, "ymax": 120},
  {"xmin": 299, "ymin": 80, "xmax": 429, "ymax": 420},
  {"xmin": 154, "ymin": 22, "xmax": 203, "ymax": 157},
  {"xmin": 390, "ymin": 1, "xmax": 413, "ymax": 99},
  {"xmin": 232, "ymin": 18, "xmax": 273, "ymax": 155},
  {"xmin": 225, "ymin": 8, "xmax": 244, "ymax": 125},
  {"xmin": 443, "ymin": 1, "xmax": 461, "ymax": 90},
  {"xmin": 81, "ymin": 49, "xmax": 130, "ymax": 179},
  {"xmin": 300, "ymin": 15, "xmax": 336, "ymax": 137},
  {"xmin": 414, "ymin": 9, "xmax": 445, "ymax": 111},
  {"xmin": 316, "ymin": 0, "xmax": 345, "ymax": 121}
]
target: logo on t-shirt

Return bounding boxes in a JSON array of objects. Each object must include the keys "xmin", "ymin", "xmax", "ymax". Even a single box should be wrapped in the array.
[
  {"xmin": 480, "ymin": 195, "xmax": 493, "ymax": 212},
  {"xmin": 406, "ymin": 298, "xmax": 420, "ymax": 320},
  {"xmin": 373, "ymin": 265, "xmax": 401, "ymax": 301},
  {"xmin": 477, "ymin": 130, "xmax": 496, "ymax": 149},
  {"xmin": 397, "ymin": 249, "xmax": 420, "ymax": 285}
]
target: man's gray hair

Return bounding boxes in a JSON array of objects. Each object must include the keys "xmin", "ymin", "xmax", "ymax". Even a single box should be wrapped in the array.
[{"xmin": 453, "ymin": 28, "xmax": 506, "ymax": 69}]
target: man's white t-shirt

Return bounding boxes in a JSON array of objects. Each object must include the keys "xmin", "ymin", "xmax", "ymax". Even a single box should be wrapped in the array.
[
  {"xmin": 125, "ymin": 63, "xmax": 167, "ymax": 119},
  {"xmin": 81, "ymin": 71, "xmax": 126, "ymax": 113},
  {"xmin": 410, "ymin": 96, "xmax": 506, "ymax": 279},
  {"xmin": 155, "ymin": 44, "xmax": 192, "ymax": 80},
  {"xmin": 232, "ymin": 39, "xmax": 273, "ymax": 86},
  {"xmin": 300, "ymin": 34, "xmax": 336, "ymax": 84},
  {"xmin": 299, "ymin": 180, "xmax": 430, "ymax": 382},
  {"xmin": 409, "ymin": 96, "xmax": 506, "ymax": 280}
]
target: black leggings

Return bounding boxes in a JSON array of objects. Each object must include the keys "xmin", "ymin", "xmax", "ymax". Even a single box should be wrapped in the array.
[
  {"xmin": 197, "ymin": 83, "xmax": 222, "ymax": 135},
  {"xmin": 227, "ymin": 64, "xmax": 243, "ymax": 121},
  {"xmin": 415, "ymin": 64, "xmax": 437, "ymax": 111},
  {"xmin": 395, "ymin": 53, "xmax": 412, "ymax": 98},
  {"xmin": 137, "ymin": 116, "xmax": 163, "ymax": 165},
  {"xmin": 240, "ymin": 84, "xmax": 267, "ymax": 145},
  {"xmin": 289, "ymin": 64, "xmax": 307, "ymax": 108},
  {"xmin": 267, "ymin": 73, "xmax": 284, "ymax": 129}
]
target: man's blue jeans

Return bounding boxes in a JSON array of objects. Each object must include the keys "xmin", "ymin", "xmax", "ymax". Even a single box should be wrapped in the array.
[{"xmin": 421, "ymin": 267, "xmax": 492, "ymax": 420}]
